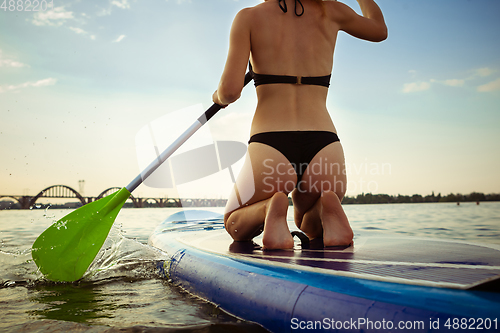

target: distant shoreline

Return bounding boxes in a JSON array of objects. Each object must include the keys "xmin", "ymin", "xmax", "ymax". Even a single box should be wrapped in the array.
[
  {"xmin": 341, "ymin": 192, "xmax": 500, "ymax": 205},
  {"xmin": 1, "ymin": 192, "xmax": 498, "ymax": 210}
]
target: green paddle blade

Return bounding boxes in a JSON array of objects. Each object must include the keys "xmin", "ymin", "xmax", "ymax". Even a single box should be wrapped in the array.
[{"xmin": 32, "ymin": 187, "xmax": 131, "ymax": 282}]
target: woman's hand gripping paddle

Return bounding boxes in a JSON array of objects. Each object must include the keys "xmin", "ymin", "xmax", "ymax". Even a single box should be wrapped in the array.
[{"xmin": 32, "ymin": 72, "xmax": 253, "ymax": 282}]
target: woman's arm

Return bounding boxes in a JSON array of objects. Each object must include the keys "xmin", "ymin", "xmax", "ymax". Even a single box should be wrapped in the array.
[
  {"xmin": 213, "ymin": 8, "xmax": 252, "ymax": 106},
  {"xmin": 332, "ymin": 0, "xmax": 388, "ymax": 42}
]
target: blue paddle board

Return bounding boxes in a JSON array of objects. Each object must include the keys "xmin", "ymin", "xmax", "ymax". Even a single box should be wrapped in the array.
[{"xmin": 149, "ymin": 210, "xmax": 500, "ymax": 332}]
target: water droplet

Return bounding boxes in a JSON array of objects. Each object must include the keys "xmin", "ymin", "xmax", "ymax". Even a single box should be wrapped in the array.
[
  {"xmin": 231, "ymin": 222, "xmax": 235, "ymax": 225},
  {"xmin": 234, "ymin": 229, "xmax": 238, "ymax": 233}
]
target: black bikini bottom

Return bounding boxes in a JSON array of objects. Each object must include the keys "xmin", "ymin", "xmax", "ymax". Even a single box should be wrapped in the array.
[{"xmin": 248, "ymin": 131, "xmax": 340, "ymax": 183}]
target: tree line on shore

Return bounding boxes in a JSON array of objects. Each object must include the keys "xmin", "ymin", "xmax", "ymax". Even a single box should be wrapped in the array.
[
  {"xmin": 341, "ymin": 192, "xmax": 500, "ymax": 205},
  {"xmin": 2, "ymin": 191, "xmax": 499, "ymax": 210}
]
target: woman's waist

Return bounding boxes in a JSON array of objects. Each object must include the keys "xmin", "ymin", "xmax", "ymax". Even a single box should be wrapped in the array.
[{"xmin": 251, "ymin": 106, "xmax": 336, "ymax": 136}]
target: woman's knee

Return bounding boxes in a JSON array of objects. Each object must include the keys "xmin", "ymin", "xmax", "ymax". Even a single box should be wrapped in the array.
[{"xmin": 223, "ymin": 210, "xmax": 233, "ymax": 226}]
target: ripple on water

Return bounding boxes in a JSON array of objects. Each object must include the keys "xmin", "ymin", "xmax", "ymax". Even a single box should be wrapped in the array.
[
  {"xmin": 475, "ymin": 227, "xmax": 493, "ymax": 231},
  {"xmin": 420, "ymin": 227, "xmax": 450, "ymax": 231}
]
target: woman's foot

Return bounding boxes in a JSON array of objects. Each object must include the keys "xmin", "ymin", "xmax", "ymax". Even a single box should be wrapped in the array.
[
  {"xmin": 262, "ymin": 192, "xmax": 294, "ymax": 249},
  {"xmin": 321, "ymin": 191, "xmax": 353, "ymax": 247}
]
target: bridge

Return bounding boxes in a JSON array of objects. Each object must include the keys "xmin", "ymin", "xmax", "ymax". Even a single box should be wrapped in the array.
[{"xmin": 0, "ymin": 185, "xmax": 227, "ymax": 209}]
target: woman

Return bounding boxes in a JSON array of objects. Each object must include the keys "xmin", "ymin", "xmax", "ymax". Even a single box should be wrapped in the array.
[{"xmin": 212, "ymin": 0, "xmax": 387, "ymax": 249}]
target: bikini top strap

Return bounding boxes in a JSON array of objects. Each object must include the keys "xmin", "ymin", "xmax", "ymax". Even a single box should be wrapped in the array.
[
  {"xmin": 248, "ymin": 61, "xmax": 331, "ymax": 88},
  {"xmin": 278, "ymin": 0, "xmax": 304, "ymax": 17},
  {"xmin": 278, "ymin": 0, "xmax": 287, "ymax": 13},
  {"xmin": 295, "ymin": 0, "xmax": 304, "ymax": 16}
]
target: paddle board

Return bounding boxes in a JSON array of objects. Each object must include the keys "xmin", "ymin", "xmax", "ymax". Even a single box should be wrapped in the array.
[{"xmin": 149, "ymin": 210, "xmax": 500, "ymax": 332}]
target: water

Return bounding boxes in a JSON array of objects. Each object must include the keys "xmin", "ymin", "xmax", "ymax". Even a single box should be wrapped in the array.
[
  {"xmin": 345, "ymin": 202, "xmax": 500, "ymax": 244},
  {"xmin": 1, "ymin": 202, "xmax": 500, "ymax": 332}
]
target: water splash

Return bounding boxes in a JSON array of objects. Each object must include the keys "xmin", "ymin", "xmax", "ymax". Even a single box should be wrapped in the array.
[
  {"xmin": 83, "ymin": 223, "xmax": 169, "ymax": 282},
  {"xmin": 42, "ymin": 205, "xmax": 55, "ymax": 219},
  {"xmin": 2, "ymin": 217, "xmax": 168, "ymax": 289},
  {"xmin": 0, "ymin": 247, "xmax": 42, "ymax": 286}
]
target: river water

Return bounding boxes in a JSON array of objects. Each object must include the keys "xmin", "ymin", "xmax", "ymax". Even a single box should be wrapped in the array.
[{"xmin": 1, "ymin": 202, "xmax": 499, "ymax": 332}]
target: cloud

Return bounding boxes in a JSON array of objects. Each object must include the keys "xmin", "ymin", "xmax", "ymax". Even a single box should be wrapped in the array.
[
  {"xmin": 403, "ymin": 67, "xmax": 499, "ymax": 93},
  {"xmin": 0, "ymin": 78, "xmax": 57, "ymax": 93},
  {"xmin": 430, "ymin": 78, "xmax": 466, "ymax": 87},
  {"xmin": 111, "ymin": 0, "xmax": 130, "ymax": 9},
  {"xmin": 475, "ymin": 67, "xmax": 495, "ymax": 77},
  {"xmin": 402, "ymin": 77, "xmax": 468, "ymax": 93},
  {"xmin": 402, "ymin": 81, "xmax": 431, "ymax": 93},
  {"xmin": 32, "ymin": 7, "xmax": 74, "ymax": 26},
  {"xmin": 0, "ymin": 50, "xmax": 29, "ymax": 68},
  {"xmin": 477, "ymin": 78, "xmax": 500, "ymax": 92},
  {"xmin": 31, "ymin": 78, "xmax": 57, "ymax": 87},
  {"xmin": 68, "ymin": 26, "xmax": 96, "ymax": 40},
  {"xmin": 97, "ymin": 0, "xmax": 131, "ymax": 16},
  {"xmin": 443, "ymin": 79, "xmax": 465, "ymax": 87},
  {"xmin": 69, "ymin": 27, "xmax": 87, "ymax": 35},
  {"xmin": 96, "ymin": 7, "xmax": 112, "ymax": 16},
  {"xmin": 113, "ymin": 35, "xmax": 126, "ymax": 43}
]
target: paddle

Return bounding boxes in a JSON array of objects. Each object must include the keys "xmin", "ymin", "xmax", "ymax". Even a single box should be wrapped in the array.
[{"xmin": 32, "ymin": 72, "xmax": 253, "ymax": 282}]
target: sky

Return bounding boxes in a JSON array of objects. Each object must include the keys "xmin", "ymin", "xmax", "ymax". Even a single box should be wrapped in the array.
[{"xmin": 1, "ymin": 0, "xmax": 499, "ymax": 202}]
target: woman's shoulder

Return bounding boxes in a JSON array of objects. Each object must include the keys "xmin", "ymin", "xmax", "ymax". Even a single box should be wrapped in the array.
[
  {"xmin": 233, "ymin": 2, "xmax": 276, "ymax": 26},
  {"xmin": 238, "ymin": 1, "xmax": 276, "ymax": 14}
]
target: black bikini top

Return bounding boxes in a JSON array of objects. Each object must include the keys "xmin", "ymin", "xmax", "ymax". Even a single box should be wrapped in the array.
[
  {"xmin": 248, "ymin": 0, "xmax": 332, "ymax": 88},
  {"xmin": 249, "ymin": 62, "xmax": 331, "ymax": 88},
  {"xmin": 248, "ymin": 1, "xmax": 330, "ymax": 88},
  {"xmin": 279, "ymin": 0, "xmax": 304, "ymax": 16}
]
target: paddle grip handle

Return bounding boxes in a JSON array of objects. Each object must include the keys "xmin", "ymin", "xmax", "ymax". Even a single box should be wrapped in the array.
[{"xmin": 126, "ymin": 71, "xmax": 253, "ymax": 193}]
